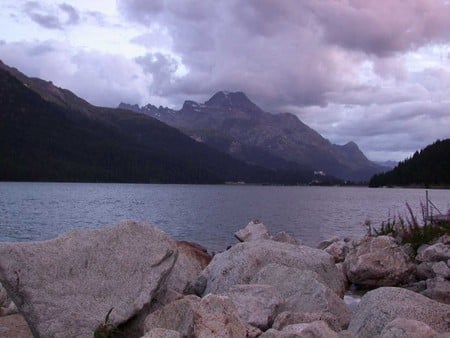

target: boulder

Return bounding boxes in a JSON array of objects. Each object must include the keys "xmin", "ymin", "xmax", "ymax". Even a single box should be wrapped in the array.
[
  {"xmin": 379, "ymin": 318, "xmax": 438, "ymax": 338},
  {"xmin": 338, "ymin": 330, "xmax": 358, "ymax": 338},
  {"xmin": 271, "ymin": 231, "xmax": 301, "ymax": 245},
  {"xmin": 0, "ymin": 314, "xmax": 33, "ymax": 338},
  {"xmin": 166, "ymin": 241, "xmax": 212, "ymax": 294},
  {"xmin": 193, "ymin": 294, "xmax": 247, "ymax": 338},
  {"xmin": 252, "ymin": 264, "xmax": 351, "ymax": 330},
  {"xmin": 325, "ymin": 240, "xmax": 350, "ymax": 263},
  {"xmin": 432, "ymin": 261, "xmax": 450, "ymax": 279},
  {"xmin": 317, "ymin": 237, "xmax": 340, "ymax": 250},
  {"xmin": 272, "ymin": 311, "xmax": 343, "ymax": 332},
  {"xmin": 260, "ymin": 321, "xmax": 339, "ymax": 338},
  {"xmin": 0, "ymin": 221, "xmax": 177, "ymax": 338},
  {"xmin": 199, "ymin": 240, "xmax": 345, "ymax": 297},
  {"xmin": 141, "ymin": 328, "xmax": 182, "ymax": 338},
  {"xmin": 0, "ymin": 283, "xmax": 17, "ymax": 317},
  {"xmin": 344, "ymin": 236, "xmax": 415, "ymax": 287},
  {"xmin": 224, "ymin": 284, "xmax": 284, "ymax": 330},
  {"xmin": 422, "ymin": 277, "xmax": 450, "ymax": 304},
  {"xmin": 348, "ymin": 287, "xmax": 450, "ymax": 336},
  {"xmin": 416, "ymin": 243, "xmax": 450, "ymax": 262},
  {"xmin": 143, "ymin": 295, "xmax": 200, "ymax": 337},
  {"xmin": 416, "ymin": 262, "xmax": 435, "ymax": 280},
  {"xmin": 234, "ymin": 220, "xmax": 271, "ymax": 242},
  {"xmin": 336, "ymin": 263, "xmax": 349, "ymax": 290}
]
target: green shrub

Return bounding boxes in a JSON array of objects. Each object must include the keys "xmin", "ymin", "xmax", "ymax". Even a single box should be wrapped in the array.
[{"xmin": 367, "ymin": 203, "xmax": 450, "ymax": 252}]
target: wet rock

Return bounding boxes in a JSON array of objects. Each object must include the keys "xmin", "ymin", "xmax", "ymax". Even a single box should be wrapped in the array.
[
  {"xmin": 166, "ymin": 241, "xmax": 212, "ymax": 294},
  {"xmin": 199, "ymin": 240, "xmax": 345, "ymax": 297},
  {"xmin": 193, "ymin": 294, "xmax": 247, "ymax": 338},
  {"xmin": 344, "ymin": 236, "xmax": 415, "ymax": 287},
  {"xmin": 0, "ymin": 221, "xmax": 177, "ymax": 338},
  {"xmin": 422, "ymin": 277, "xmax": 450, "ymax": 304},
  {"xmin": 416, "ymin": 243, "xmax": 450, "ymax": 262},
  {"xmin": 224, "ymin": 284, "xmax": 284, "ymax": 330},
  {"xmin": 143, "ymin": 295, "xmax": 200, "ymax": 337},
  {"xmin": 379, "ymin": 318, "xmax": 438, "ymax": 338},
  {"xmin": 234, "ymin": 220, "xmax": 271, "ymax": 242},
  {"xmin": 348, "ymin": 287, "xmax": 450, "ymax": 336}
]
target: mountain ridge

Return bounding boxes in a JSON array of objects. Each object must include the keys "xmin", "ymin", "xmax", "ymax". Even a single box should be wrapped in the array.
[
  {"xmin": 1, "ymin": 61, "xmax": 324, "ymax": 184},
  {"xmin": 120, "ymin": 91, "xmax": 386, "ymax": 181}
]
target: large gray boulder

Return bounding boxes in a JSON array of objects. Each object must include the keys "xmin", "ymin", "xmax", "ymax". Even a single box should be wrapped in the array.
[
  {"xmin": 272, "ymin": 311, "xmax": 343, "ymax": 332},
  {"xmin": 0, "ymin": 221, "xmax": 177, "ymax": 338},
  {"xmin": 234, "ymin": 220, "xmax": 271, "ymax": 242},
  {"xmin": 260, "ymin": 321, "xmax": 339, "ymax": 338},
  {"xmin": 0, "ymin": 283, "xmax": 17, "ymax": 317},
  {"xmin": 166, "ymin": 241, "xmax": 211, "ymax": 294},
  {"xmin": 416, "ymin": 243, "xmax": 450, "ymax": 262},
  {"xmin": 143, "ymin": 295, "xmax": 200, "ymax": 337},
  {"xmin": 344, "ymin": 236, "xmax": 415, "ymax": 287},
  {"xmin": 379, "ymin": 318, "xmax": 438, "ymax": 338},
  {"xmin": 199, "ymin": 240, "xmax": 345, "ymax": 297},
  {"xmin": 141, "ymin": 328, "xmax": 182, "ymax": 338},
  {"xmin": 348, "ymin": 287, "xmax": 450, "ymax": 336},
  {"xmin": 422, "ymin": 277, "xmax": 450, "ymax": 304},
  {"xmin": 252, "ymin": 264, "xmax": 351, "ymax": 330},
  {"xmin": 224, "ymin": 284, "xmax": 284, "ymax": 330},
  {"xmin": 193, "ymin": 294, "xmax": 247, "ymax": 338},
  {"xmin": 325, "ymin": 239, "xmax": 352, "ymax": 263}
]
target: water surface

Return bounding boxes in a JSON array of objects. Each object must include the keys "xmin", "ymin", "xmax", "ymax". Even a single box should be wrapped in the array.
[{"xmin": 1, "ymin": 182, "xmax": 449, "ymax": 251}]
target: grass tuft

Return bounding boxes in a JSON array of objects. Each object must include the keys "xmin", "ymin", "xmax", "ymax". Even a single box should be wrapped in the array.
[{"xmin": 365, "ymin": 203, "xmax": 450, "ymax": 252}]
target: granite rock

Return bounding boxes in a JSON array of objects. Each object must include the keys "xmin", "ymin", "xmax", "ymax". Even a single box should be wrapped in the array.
[{"xmin": 0, "ymin": 221, "xmax": 177, "ymax": 338}]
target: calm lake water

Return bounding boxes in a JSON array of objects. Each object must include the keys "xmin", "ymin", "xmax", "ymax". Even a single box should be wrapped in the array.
[{"xmin": 1, "ymin": 182, "xmax": 449, "ymax": 251}]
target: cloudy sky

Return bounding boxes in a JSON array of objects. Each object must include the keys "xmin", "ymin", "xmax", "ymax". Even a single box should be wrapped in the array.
[{"xmin": 1, "ymin": 0, "xmax": 450, "ymax": 162}]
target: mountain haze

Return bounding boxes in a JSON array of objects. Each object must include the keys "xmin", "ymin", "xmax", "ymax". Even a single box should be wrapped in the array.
[{"xmin": 120, "ymin": 91, "xmax": 385, "ymax": 181}]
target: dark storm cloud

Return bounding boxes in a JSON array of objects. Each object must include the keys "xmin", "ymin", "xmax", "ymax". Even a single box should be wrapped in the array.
[
  {"xmin": 310, "ymin": 0, "xmax": 450, "ymax": 56},
  {"xmin": 23, "ymin": 1, "xmax": 80, "ymax": 30},
  {"xmin": 118, "ymin": 0, "xmax": 450, "ymax": 108}
]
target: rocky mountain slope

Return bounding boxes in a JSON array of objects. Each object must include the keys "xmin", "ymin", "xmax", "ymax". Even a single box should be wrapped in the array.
[
  {"xmin": 120, "ymin": 91, "xmax": 385, "ymax": 181},
  {"xmin": 1, "ymin": 61, "xmax": 318, "ymax": 184}
]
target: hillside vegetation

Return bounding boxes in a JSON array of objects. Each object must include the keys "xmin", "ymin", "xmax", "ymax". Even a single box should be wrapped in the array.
[{"xmin": 369, "ymin": 139, "xmax": 450, "ymax": 187}]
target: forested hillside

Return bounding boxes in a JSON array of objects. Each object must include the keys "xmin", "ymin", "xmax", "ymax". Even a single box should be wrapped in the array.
[{"xmin": 369, "ymin": 139, "xmax": 450, "ymax": 187}]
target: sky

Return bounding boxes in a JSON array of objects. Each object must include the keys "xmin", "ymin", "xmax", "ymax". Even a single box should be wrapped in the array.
[{"xmin": 1, "ymin": 1, "xmax": 450, "ymax": 162}]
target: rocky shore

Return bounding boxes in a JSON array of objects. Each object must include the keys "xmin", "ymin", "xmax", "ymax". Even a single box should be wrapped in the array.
[{"xmin": 0, "ymin": 220, "xmax": 449, "ymax": 337}]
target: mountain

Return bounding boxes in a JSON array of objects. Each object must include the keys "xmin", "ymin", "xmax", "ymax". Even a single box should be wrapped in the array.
[
  {"xmin": 374, "ymin": 160, "xmax": 398, "ymax": 169},
  {"xmin": 120, "ymin": 91, "xmax": 385, "ymax": 181},
  {"xmin": 369, "ymin": 139, "xmax": 450, "ymax": 187},
  {"xmin": 0, "ymin": 61, "xmax": 321, "ymax": 184}
]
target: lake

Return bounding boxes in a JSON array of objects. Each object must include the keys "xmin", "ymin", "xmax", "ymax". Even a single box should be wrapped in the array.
[{"xmin": 0, "ymin": 182, "xmax": 449, "ymax": 252}]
